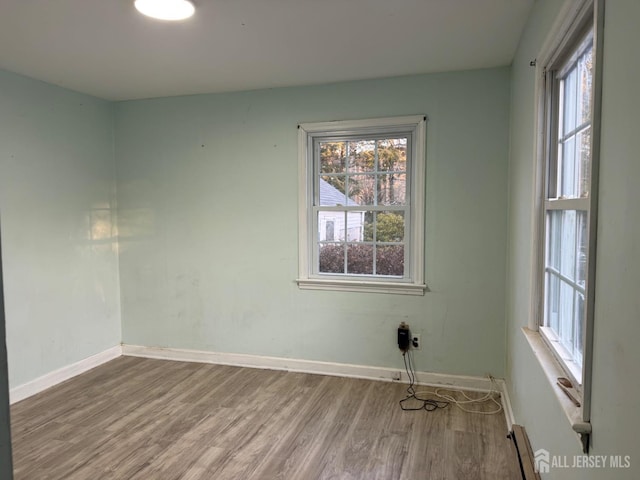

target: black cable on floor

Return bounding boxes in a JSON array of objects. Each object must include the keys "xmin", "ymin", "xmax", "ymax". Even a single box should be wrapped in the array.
[{"xmin": 399, "ymin": 350, "xmax": 449, "ymax": 412}]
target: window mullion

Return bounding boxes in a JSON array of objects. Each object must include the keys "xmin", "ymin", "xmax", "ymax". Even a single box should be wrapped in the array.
[
  {"xmin": 343, "ymin": 211, "xmax": 348, "ymax": 274},
  {"xmin": 404, "ymin": 204, "xmax": 411, "ymax": 280},
  {"xmin": 372, "ymin": 211, "xmax": 377, "ymax": 275},
  {"xmin": 558, "ymin": 121, "xmax": 590, "ymax": 144},
  {"xmin": 545, "ymin": 198, "xmax": 589, "ymax": 211}
]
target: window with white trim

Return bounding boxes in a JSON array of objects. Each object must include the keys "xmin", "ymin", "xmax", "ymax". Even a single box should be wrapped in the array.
[
  {"xmin": 537, "ymin": 3, "xmax": 602, "ymax": 396},
  {"xmin": 297, "ymin": 116, "xmax": 426, "ymax": 295}
]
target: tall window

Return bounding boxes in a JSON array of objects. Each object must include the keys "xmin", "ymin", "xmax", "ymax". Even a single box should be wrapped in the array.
[
  {"xmin": 298, "ymin": 116, "xmax": 426, "ymax": 295},
  {"xmin": 540, "ymin": 21, "xmax": 599, "ymax": 388}
]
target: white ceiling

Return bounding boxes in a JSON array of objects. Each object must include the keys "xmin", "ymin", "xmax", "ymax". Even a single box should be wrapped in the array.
[{"xmin": 0, "ymin": 0, "xmax": 533, "ymax": 101}]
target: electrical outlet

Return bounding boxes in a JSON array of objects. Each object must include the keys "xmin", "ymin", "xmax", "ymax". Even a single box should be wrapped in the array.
[{"xmin": 411, "ymin": 333, "xmax": 421, "ymax": 350}]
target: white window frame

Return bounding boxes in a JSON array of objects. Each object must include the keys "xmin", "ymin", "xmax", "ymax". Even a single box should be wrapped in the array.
[
  {"xmin": 297, "ymin": 116, "xmax": 427, "ymax": 295},
  {"xmin": 528, "ymin": 0, "xmax": 604, "ymax": 447},
  {"xmin": 540, "ymin": 28, "xmax": 595, "ymax": 389}
]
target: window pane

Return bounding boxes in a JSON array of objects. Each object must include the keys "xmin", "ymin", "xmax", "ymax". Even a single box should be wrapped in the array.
[
  {"xmin": 544, "ymin": 209, "xmax": 588, "ymax": 365},
  {"xmin": 546, "ymin": 212, "xmax": 561, "ymax": 271},
  {"xmin": 558, "ymin": 128, "xmax": 591, "ymax": 200},
  {"xmin": 556, "ymin": 43, "xmax": 593, "ymax": 201},
  {"xmin": 575, "ymin": 211, "xmax": 588, "ymax": 287},
  {"xmin": 376, "ymin": 211, "xmax": 405, "ymax": 242},
  {"xmin": 377, "ymin": 138, "xmax": 407, "ymax": 172},
  {"xmin": 578, "ymin": 127, "xmax": 591, "ymax": 198},
  {"xmin": 376, "ymin": 245, "xmax": 404, "ymax": 276},
  {"xmin": 318, "ymin": 211, "xmax": 345, "ymax": 241},
  {"xmin": 562, "ymin": 67, "xmax": 578, "ymax": 134},
  {"xmin": 346, "ymin": 211, "xmax": 368, "ymax": 242},
  {"xmin": 319, "ymin": 243, "xmax": 344, "ymax": 273},
  {"xmin": 559, "ymin": 281, "xmax": 574, "ymax": 350},
  {"xmin": 377, "ymin": 174, "xmax": 406, "ymax": 205},
  {"xmin": 348, "ymin": 175, "xmax": 375, "ymax": 206},
  {"xmin": 560, "ymin": 135, "xmax": 577, "ymax": 197},
  {"xmin": 320, "ymin": 141, "xmax": 346, "ymax": 174},
  {"xmin": 560, "ymin": 210, "xmax": 577, "ymax": 279},
  {"xmin": 579, "ymin": 48, "xmax": 593, "ymax": 125},
  {"xmin": 319, "ymin": 176, "xmax": 348, "ymax": 206},
  {"xmin": 552, "ymin": 209, "xmax": 588, "ymax": 283},
  {"xmin": 546, "ymin": 272, "xmax": 560, "ymax": 332},
  {"xmin": 348, "ymin": 140, "xmax": 375, "ymax": 173},
  {"xmin": 346, "ymin": 244, "xmax": 373, "ymax": 275},
  {"xmin": 545, "ymin": 209, "xmax": 588, "ymax": 346},
  {"xmin": 574, "ymin": 291, "xmax": 585, "ymax": 367}
]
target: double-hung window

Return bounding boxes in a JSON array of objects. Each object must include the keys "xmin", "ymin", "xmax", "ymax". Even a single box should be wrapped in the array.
[
  {"xmin": 297, "ymin": 116, "xmax": 426, "ymax": 295},
  {"xmin": 534, "ymin": 0, "xmax": 603, "ymax": 435},
  {"xmin": 542, "ymin": 30, "xmax": 595, "ymax": 384}
]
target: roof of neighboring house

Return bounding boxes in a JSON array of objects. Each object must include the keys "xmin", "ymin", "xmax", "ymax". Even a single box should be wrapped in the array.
[{"xmin": 319, "ymin": 179, "xmax": 359, "ymax": 206}]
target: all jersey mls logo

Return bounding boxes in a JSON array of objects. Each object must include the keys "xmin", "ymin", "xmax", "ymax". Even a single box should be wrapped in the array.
[
  {"xmin": 534, "ymin": 448, "xmax": 631, "ymax": 472},
  {"xmin": 534, "ymin": 449, "xmax": 550, "ymax": 474}
]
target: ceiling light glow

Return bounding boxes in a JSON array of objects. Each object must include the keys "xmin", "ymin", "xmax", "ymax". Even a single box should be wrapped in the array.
[{"xmin": 134, "ymin": 0, "xmax": 195, "ymax": 21}]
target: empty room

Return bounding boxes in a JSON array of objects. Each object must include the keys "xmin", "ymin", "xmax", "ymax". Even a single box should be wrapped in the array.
[{"xmin": 0, "ymin": 0, "xmax": 638, "ymax": 478}]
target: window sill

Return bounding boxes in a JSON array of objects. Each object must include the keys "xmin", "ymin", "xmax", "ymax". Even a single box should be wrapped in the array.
[
  {"xmin": 538, "ymin": 326, "xmax": 582, "ymax": 385},
  {"xmin": 522, "ymin": 328, "xmax": 591, "ymax": 442},
  {"xmin": 296, "ymin": 278, "xmax": 427, "ymax": 295}
]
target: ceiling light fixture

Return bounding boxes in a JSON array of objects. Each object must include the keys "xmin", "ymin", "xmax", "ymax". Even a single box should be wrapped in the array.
[{"xmin": 134, "ymin": 0, "xmax": 195, "ymax": 21}]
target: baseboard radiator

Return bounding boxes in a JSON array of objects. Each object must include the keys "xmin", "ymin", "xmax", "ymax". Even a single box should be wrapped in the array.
[{"xmin": 508, "ymin": 424, "xmax": 541, "ymax": 480}]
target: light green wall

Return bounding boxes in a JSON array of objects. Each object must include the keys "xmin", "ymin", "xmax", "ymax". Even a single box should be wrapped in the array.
[
  {"xmin": 0, "ymin": 69, "xmax": 121, "ymax": 389},
  {"xmin": 115, "ymin": 69, "xmax": 511, "ymax": 377},
  {"xmin": 0, "ymin": 229, "xmax": 13, "ymax": 477},
  {"xmin": 506, "ymin": 0, "xmax": 640, "ymax": 478}
]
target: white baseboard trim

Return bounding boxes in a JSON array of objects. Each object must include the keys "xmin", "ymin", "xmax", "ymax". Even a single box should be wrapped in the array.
[
  {"xmin": 122, "ymin": 344, "xmax": 500, "ymax": 393},
  {"xmin": 8, "ymin": 343, "xmax": 516, "ymax": 429},
  {"xmin": 10, "ymin": 345, "xmax": 122, "ymax": 404},
  {"xmin": 498, "ymin": 379, "xmax": 516, "ymax": 431}
]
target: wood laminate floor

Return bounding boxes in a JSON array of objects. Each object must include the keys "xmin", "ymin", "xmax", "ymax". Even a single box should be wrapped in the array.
[{"xmin": 10, "ymin": 356, "xmax": 521, "ymax": 479}]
